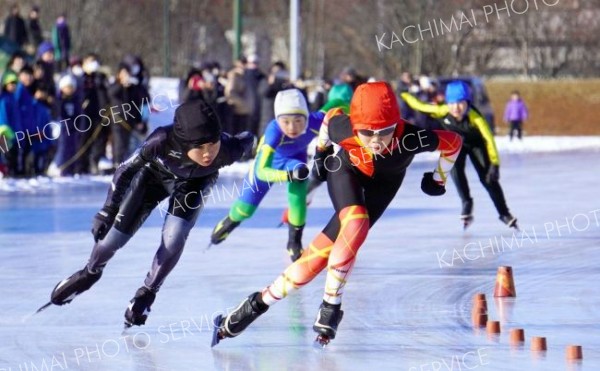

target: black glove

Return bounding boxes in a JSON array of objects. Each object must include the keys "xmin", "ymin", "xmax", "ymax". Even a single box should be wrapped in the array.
[
  {"xmin": 288, "ymin": 164, "xmax": 310, "ymax": 182},
  {"xmin": 235, "ymin": 131, "xmax": 257, "ymax": 161},
  {"xmin": 421, "ymin": 172, "xmax": 446, "ymax": 196},
  {"xmin": 91, "ymin": 205, "xmax": 118, "ymax": 242},
  {"xmin": 486, "ymin": 165, "xmax": 499, "ymax": 184},
  {"xmin": 312, "ymin": 146, "xmax": 334, "ymax": 182}
]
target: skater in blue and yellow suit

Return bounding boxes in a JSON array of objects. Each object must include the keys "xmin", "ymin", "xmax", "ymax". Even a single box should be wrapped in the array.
[{"xmin": 210, "ymin": 86, "xmax": 351, "ymax": 262}]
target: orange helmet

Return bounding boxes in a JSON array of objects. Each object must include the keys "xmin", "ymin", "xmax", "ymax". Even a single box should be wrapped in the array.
[{"xmin": 349, "ymin": 81, "xmax": 402, "ymax": 131}]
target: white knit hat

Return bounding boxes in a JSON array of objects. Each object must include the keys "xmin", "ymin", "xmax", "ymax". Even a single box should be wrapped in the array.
[
  {"xmin": 274, "ymin": 89, "xmax": 308, "ymax": 118},
  {"xmin": 58, "ymin": 74, "xmax": 77, "ymax": 90}
]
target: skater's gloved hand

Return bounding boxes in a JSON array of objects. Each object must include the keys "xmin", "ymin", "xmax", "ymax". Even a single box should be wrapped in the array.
[
  {"xmin": 235, "ymin": 131, "xmax": 257, "ymax": 161},
  {"xmin": 288, "ymin": 164, "xmax": 310, "ymax": 182},
  {"xmin": 312, "ymin": 145, "xmax": 334, "ymax": 182},
  {"xmin": 486, "ymin": 165, "xmax": 500, "ymax": 184},
  {"xmin": 91, "ymin": 205, "xmax": 119, "ymax": 242},
  {"xmin": 421, "ymin": 172, "xmax": 446, "ymax": 196}
]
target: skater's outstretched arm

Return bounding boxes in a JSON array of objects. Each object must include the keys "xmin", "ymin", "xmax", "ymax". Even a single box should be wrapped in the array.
[
  {"xmin": 254, "ymin": 134, "xmax": 289, "ymax": 183},
  {"xmin": 400, "ymin": 92, "xmax": 449, "ymax": 118},
  {"xmin": 254, "ymin": 121, "xmax": 311, "ymax": 184},
  {"xmin": 467, "ymin": 109, "xmax": 500, "ymax": 166}
]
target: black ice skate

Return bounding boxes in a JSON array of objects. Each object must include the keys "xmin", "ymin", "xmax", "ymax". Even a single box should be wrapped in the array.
[
  {"xmin": 211, "ymin": 292, "xmax": 268, "ymax": 347},
  {"xmin": 210, "ymin": 216, "xmax": 240, "ymax": 246},
  {"xmin": 499, "ymin": 214, "xmax": 519, "ymax": 230},
  {"xmin": 461, "ymin": 198, "xmax": 474, "ymax": 230},
  {"xmin": 49, "ymin": 267, "xmax": 103, "ymax": 306},
  {"xmin": 313, "ymin": 302, "xmax": 344, "ymax": 347},
  {"xmin": 124, "ymin": 286, "xmax": 156, "ymax": 328},
  {"xmin": 286, "ymin": 224, "xmax": 304, "ymax": 262}
]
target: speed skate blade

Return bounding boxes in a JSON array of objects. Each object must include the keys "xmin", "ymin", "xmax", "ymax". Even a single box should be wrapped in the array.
[
  {"xmin": 35, "ymin": 301, "xmax": 52, "ymax": 314},
  {"xmin": 211, "ymin": 314, "xmax": 224, "ymax": 347},
  {"xmin": 314, "ymin": 334, "xmax": 330, "ymax": 349}
]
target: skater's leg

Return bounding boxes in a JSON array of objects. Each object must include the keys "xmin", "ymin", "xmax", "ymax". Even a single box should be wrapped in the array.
[
  {"xmin": 216, "ymin": 229, "xmax": 335, "ymax": 340},
  {"xmin": 143, "ymin": 214, "xmax": 195, "ymax": 290},
  {"xmin": 321, "ymin": 205, "xmax": 369, "ymax": 304},
  {"xmin": 87, "ymin": 169, "xmax": 169, "ymax": 271},
  {"xmin": 450, "ymin": 148, "xmax": 472, "ymax": 203},
  {"xmin": 125, "ymin": 176, "xmax": 215, "ymax": 326},
  {"xmin": 286, "ymin": 179, "xmax": 308, "ymax": 261},
  {"xmin": 261, "ymin": 231, "xmax": 335, "ymax": 305},
  {"xmin": 468, "ymin": 147, "xmax": 511, "ymax": 217},
  {"xmin": 286, "ymin": 177, "xmax": 308, "ymax": 227},
  {"xmin": 50, "ymin": 171, "xmax": 168, "ymax": 305},
  {"xmin": 227, "ymin": 166, "xmax": 272, "ymax": 221},
  {"xmin": 321, "ymin": 171, "xmax": 403, "ymax": 304},
  {"xmin": 87, "ymin": 228, "xmax": 132, "ymax": 272},
  {"xmin": 516, "ymin": 121, "xmax": 523, "ymax": 140},
  {"xmin": 146, "ymin": 175, "xmax": 217, "ymax": 286},
  {"xmin": 211, "ymin": 165, "xmax": 270, "ymax": 244}
]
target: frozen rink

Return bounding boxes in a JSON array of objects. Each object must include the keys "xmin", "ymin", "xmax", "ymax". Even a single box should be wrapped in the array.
[{"xmin": 1, "ymin": 150, "xmax": 599, "ymax": 371}]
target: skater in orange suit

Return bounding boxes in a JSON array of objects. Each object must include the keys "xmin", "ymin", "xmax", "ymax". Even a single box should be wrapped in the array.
[{"xmin": 211, "ymin": 82, "xmax": 463, "ymax": 346}]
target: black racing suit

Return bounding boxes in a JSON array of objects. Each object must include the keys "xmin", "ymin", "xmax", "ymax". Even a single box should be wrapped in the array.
[
  {"xmin": 401, "ymin": 92, "xmax": 512, "ymax": 218},
  {"xmin": 438, "ymin": 111, "xmax": 511, "ymax": 217},
  {"xmin": 87, "ymin": 125, "xmax": 253, "ymax": 291}
]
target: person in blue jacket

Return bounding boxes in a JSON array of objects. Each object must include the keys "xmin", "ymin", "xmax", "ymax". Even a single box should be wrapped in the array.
[{"xmin": 0, "ymin": 71, "xmax": 21, "ymax": 177}]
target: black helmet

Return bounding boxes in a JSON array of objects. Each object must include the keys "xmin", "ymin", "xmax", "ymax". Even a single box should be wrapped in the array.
[{"xmin": 173, "ymin": 98, "xmax": 221, "ymax": 147}]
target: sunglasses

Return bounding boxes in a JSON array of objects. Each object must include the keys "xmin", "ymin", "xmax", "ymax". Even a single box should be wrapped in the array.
[{"xmin": 357, "ymin": 123, "xmax": 397, "ymax": 137}]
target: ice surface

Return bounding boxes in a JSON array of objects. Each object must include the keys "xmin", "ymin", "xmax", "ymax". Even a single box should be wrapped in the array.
[{"xmin": 1, "ymin": 150, "xmax": 599, "ymax": 371}]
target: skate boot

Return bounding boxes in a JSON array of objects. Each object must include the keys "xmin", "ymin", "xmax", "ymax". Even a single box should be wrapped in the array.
[
  {"xmin": 499, "ymin": 214, "xmax": 519, "ymax": 230},
  {"xmin": 210, "ymin": 216, "xmax": 241, "ymax": 245},
  {"xmin": 313, "ymin": 301, "xmax": 344, "ymax": 346},
  {"xmin": 460, "ymin": 198, "xmax": 474, "ymax": 230},
  {"xmin": 211, "ymin": 292, "xmax": 268, "ymax": 347},
  {"xmin": 124, "ymin": 286, "xmax": 156, "ymax": 328},
  {"xmin": 50, "ymin": 267, "xmax": 102, "ymax": 305},
  {"xmin": 286, "ymin": 224, "xmax": 304, "ymax": 262}
]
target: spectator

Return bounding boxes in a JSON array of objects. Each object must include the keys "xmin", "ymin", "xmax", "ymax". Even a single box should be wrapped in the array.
[
  {"xmin": 52, "ymin": 14, "xmax": 71, "ymax": 71},
  {"xmin": 80, "ymin": 53, "xmax": 109, "ymax": 174},
  {"xmin": 35, "ymin": 42, "xmax": 57, "ymax": 99},
  {"xmin": 181, "ymin": 68, "xmax": 204, "ymax": 103},
  {"xmin": 3, "ymin": 4, "xmax": 28, "ymax": 49},
  {"xmin": 396, "ymin": 72, "xmax": 413, "ymax": 94},
  {"xmin": 121, "ymin": 54, "xmax": 149, "ymax": 90},
  {"xmin": 0, "ymin": 119, "xmax": 13, "ymax": 177},
  {"xmin": 120, "ymin": 54, "xmax": 150, "ymax": 136},
  {"xmin": 0, "ymin": 71, "xmax": 22, "ymax": 177},
  {"xmin": 108, "ymin": 63, "xmax": 147, "ymax": 167},
  {"xmin": 243, "ymin": 54, "xmax": 265, "ymax": 137},
  {"xmin": 13, "ymin": 65, "xmax": 36, "ymax": 175},
  {"xmin": 66, "ymin": 56, "xmax": 85, "ymax": 104},
  {"xmin": 259, "ymin": 61, "xmax": 292, "ymax": 133},
  {"xmin": 51, "ymin": 74, "xmax": 81, "ymax": 176},
  {"xmin": 30, "ymin": 86, "xmax": 52, "ymax": 175},
  {"xmin": 339, "ymin": 66, "xmax": 366, "ymax": 91},
  {"xmin": 307, "ymin": 79, "xmax": 331, "ymax": 113},
  {"xmin": 503, "ymin": 90, "xmax": 528, "ymax": 141},
  {"xmin": 5, "ymin": 51, "xmax": 26, "ymax": 75},
  {"xmin": 204, "ymin": 61, "xmax": 228, "ymax": 125},
  {"xmin": 225, "ymin": 58, "xmax": 250, "ymax": 135},
  {"xmin": 28, "ymin": 6, "xmax": 43, "ymax": 49}
]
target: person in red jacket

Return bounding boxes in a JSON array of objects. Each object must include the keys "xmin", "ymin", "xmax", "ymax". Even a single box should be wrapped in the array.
[{"xmin": 211, "ymin": 82, "xmax": 463, "ymax": 346}]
